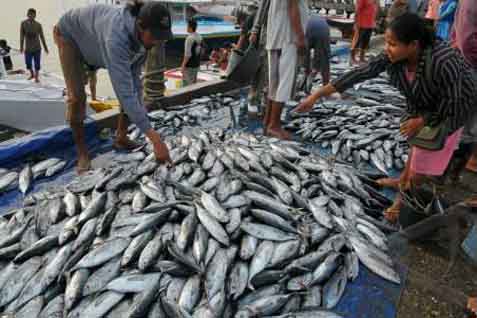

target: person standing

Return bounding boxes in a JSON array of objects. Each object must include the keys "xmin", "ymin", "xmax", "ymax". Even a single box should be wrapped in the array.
[
  {"xmin": 304, "ymin": 15, "xmax": 331, "ymax": 88},
  {"xmin": 450, "ymin": 0, "xmax": 477, "ymax": 173},
  {"xmin": 435, "ymin": 0, "xmax": 457, "ymax": 41},
  {"xmin": 262, "ymin": 0, "xmax": 308, "ymax": 139},
  {"xmin": 20, "ymin": 8, "xmax": 48, "ymax": 83},
  {"xmin": 351, "ymin": 0, "xmax": 378, "ymax": 65},
  {"xmin": 181, "ymin": 19, "xmax": 202, "ymax": 86},
  {"xmin": 54, "ymin": 1, "xmax": 172, "ymax": 173},
  {"xmin": 248, "ymin": 0, "xmax": 270, "ymax": 118}
]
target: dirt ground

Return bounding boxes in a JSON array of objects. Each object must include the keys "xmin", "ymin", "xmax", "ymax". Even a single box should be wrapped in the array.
[{"xmin": 396, "ymin": 170, "xmax": 477, "ymax": 318}]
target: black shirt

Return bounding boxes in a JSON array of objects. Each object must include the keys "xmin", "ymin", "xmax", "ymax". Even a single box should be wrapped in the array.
[{"xmin": 0, "ymin": 46, "xmax": 13, "ymax": 71}]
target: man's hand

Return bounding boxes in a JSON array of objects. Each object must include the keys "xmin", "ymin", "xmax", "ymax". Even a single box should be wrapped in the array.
[
  {"xmin": 400, "ymin": 117, "xmax": 425, "ymax": 139},
  {"xmin": 249, "ymin": 32, "xmax": 258, "ymax": 45},
  {"xmin": 293, "ymin": 95, "xmax": 317, "ymax": 113}
]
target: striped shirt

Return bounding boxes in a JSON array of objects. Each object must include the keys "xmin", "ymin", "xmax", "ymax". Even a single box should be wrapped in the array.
[{"xmin": 332, "ymin": 41, "xmax": 477, "ymax": 134}]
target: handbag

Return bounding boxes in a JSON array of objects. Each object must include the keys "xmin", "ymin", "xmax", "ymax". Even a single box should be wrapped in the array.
[
  {"xmin": 408, "ymin": 121, "xmax": 449, "ymax": 150},
  {"xmin": 225, "ymin": 45, "xmax": 260, "ymax": 84}
]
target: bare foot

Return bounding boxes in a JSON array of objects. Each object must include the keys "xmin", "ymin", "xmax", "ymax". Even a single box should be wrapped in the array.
[
  {"xmin": 266, "ymin": 126, "xmax": 292, "ymax": 140},
  {"xmin": 113, "ymin": 137, "xmax": 141, "ymax": 151},
  {"xmin": 34, "ymin": 78, "xmax": 40, "ymax": 83},
  {"xmin": 76, "ymin": 155, "xmax": 91, "ymax": 175},
  {"xmin": 27, "ymin": 75, "xmax": 34, "ymax": 80},
  {"xmin": 376, "ymin": 177, "xmax": 400, "ymax": 189}
]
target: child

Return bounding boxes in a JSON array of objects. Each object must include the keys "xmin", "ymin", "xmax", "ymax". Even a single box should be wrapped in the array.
[{"xmin": 0, "ymin": 40, "xmax": 13, "ymax": 71}]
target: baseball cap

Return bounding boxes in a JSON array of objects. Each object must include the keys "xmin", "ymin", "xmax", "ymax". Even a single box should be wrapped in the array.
[{"xmin": 139, "ymin": 2, "xmax": 173, "ymax": 41}]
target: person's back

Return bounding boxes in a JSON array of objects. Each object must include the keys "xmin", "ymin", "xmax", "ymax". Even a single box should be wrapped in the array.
[
  {"xmin": 58, "ymin": 4, "xmax": 140, "ymax": 70},
  {"xmin": 182, "ymin": 19, "xmax": 202, "ymax": 86},
  {"xmin": 185, "ymin": 32, "xmax": 202, "ymax": 68},
  {"xmin": 306, "ymin": 15, "xmax": 330, "ymax": 42}
]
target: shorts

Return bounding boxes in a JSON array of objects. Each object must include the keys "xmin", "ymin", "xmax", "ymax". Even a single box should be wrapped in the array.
[
  {"xmin": 25, "ymin": 50, "xmax": 41, "ymax": 71},
  {"xmin": 54, "ymin": 25, "xmax": 88, "ymax": 124},
  {"xmin": 268, "ymin": 44, "xmax": 298, "ymax": 103},
  {"xmin": 355, "ymin": 28, "xmax": 373, "ymax": 50}
]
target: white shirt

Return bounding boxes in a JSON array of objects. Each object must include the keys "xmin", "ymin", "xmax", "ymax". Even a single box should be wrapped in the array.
[{"xmin": 266, "ymin": 0, "xmax": 309, "ymax": 50}]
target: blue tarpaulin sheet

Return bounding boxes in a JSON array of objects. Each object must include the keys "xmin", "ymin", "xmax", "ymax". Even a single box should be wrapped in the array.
[{"xmin": 0, "ymin": 96, "xmax": 405, "ymax": 318}]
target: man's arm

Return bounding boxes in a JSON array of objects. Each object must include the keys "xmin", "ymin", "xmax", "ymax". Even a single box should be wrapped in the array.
[
  {"xmin": 181, "ymin": 37, "xmax": 192, "ymax": 70},
  {"xmin": 106, "ymin": 38, "xmax": 151, "ymax": 134},
  {"xmin": 39, "ymin": 24, "xmax": 49, "ymax": 53},
  {"xmin": 288, "ymin": 0, "xmax": 305, "ymax": 52}
]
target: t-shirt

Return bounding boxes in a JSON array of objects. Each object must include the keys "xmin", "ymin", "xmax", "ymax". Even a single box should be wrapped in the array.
[
  {"xmin": 184, "ymin": 32, "xmax": 202, "ymax": 68},
  {"xmin": 306, "ymin": 15, "xmax": 330, "ymax": 41},
  {"xmin": 356, "ymin": 0, "xmax": 378, "ymax": 29},
  {"xmin": 266, "ymin": 0, "xmax": 309, "ymax": 50},
  {"xmin": 20, "ymin": 19, "xmax": 45, "ymax": 53}
]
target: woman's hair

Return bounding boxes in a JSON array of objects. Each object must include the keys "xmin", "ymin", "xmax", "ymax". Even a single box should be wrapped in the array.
[
  {"xmin": 126, "ymin": 0, "xmax": 144, "ymax": 17},
  {"xmin": 188, "ymin": 19, "xmax": 198, "ymax": 32},
  {"xmin": 388, "ymin": 13, "xmax": 435, "ymax": 48}
]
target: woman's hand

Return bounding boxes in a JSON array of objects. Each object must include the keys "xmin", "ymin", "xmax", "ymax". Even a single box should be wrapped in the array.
[
  {"xmin": 293, "ymin": 95, "xmax": 317, "ymax": 113},
  {"xmin": 400, "ymin": 117, "xmax": 425, "ymax": 138}
]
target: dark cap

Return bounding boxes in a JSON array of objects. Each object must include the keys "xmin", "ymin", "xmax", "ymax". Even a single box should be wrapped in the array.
[{"xmin": 138, "ymin": 2, "xmax": 173, "ymax": 41}]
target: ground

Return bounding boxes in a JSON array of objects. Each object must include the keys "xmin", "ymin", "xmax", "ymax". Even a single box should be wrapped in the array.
[{"xmin": 397, "ymin": 170, "xmax": 477, "ymax": 318}]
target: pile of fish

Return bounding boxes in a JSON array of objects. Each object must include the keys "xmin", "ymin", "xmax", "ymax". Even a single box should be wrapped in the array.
[
  {"xmin": 137, "ymin": 95, "xmax": 240, "ymax": 138},
  {"xmin": 0, "ymin": 158, "xmax": 67, "ymax": 195},
  {"xmin": 285, "ymin": 101, "xmax": 409, "ymax": 174},
  {"xmin": 0, "ymin": 129, "xmax": 400, "ymax": 318}
]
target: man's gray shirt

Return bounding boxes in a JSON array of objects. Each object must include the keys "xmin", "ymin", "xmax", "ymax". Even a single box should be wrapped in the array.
[{"xmin": 58, "ymin": 4, "xmax": 151, "ymax": 133}]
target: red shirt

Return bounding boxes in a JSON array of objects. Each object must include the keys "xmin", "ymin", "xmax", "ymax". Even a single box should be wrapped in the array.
[{"xmin": 356, "ymin": 0, "xmax": 378, "ymax": 29}]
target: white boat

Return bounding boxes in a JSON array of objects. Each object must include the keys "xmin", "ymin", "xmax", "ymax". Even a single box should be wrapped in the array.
[{"xmin": 0, "ymin": 73, "xmax": 94, "ymax": 133}]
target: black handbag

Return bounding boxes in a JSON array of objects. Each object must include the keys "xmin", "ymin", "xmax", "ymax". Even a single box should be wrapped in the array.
[
  {"xmin": 225, "ymin": 45, "xmax": 260, "ymax": 84},
  {"xmin": 408, "ymin": 122, "xmax": 449, "ymax": 150}
]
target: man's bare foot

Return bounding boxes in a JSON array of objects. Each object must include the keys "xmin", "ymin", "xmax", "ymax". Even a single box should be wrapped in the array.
[
  {"xmin": 465, "ymin": 156, "xmax": 477, "ymax": 173},
  {"xmin": 34, "ymin": 78, "xmax": 40, "ymax": 83},
  {"xmin": 266, "ymin": 126, "xmax": 292, "ymax": 140},
  {"xmin": 27, "ymin": 75, "xmax": 34, "ymax": 80},
  {"xmin": 113, "ymin": 137, "xmax": 141, "ymax": 151},
  {"xmin": 376, "ymin": 177, "xmax": 400, "ymax": 189},
  {"xmin": 76, "ymin": 155, "xmax": 91, "ymax": 175}
]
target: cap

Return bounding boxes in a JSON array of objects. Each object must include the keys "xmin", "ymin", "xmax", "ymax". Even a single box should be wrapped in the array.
[{"xmin": 139, "ymin": 2, "xmax": 173, "ymax": 41}]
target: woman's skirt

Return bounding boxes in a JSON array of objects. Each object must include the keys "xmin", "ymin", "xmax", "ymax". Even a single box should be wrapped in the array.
[{"xmin": 410, "ymin": 128, "xmax": 464, "ymax": 176}]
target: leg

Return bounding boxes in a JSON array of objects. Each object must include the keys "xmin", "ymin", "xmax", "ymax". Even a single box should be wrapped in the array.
[
  {"xmin": 25, "ymin": 52, "xmax": 34, "ymax": 80},
  {"xmin": 54, "ymin": 26, "xmax": 90, "ymax": 174},
  {"xmin": 88, "ymin": 71, "xmax": 97, "ymax": 101},
  {"xmin": 267, "ymin": 100, "xmax": 291, "ymax": 140},
  {"xmin": 33, "ymin": 50, "xmax": 41, "ymax": 83},
  {"xmin": 266, "ymin": 44, "xmax": 297, "ymax": 140},
  {"xmin": 114, "ymin": 112, "xmax": 141, "ymax": 150},
  {"xmin": 318, "ymin": 40, "xmax": 331, "ymax": 85},
  {"xmin": 264, "ymin": 50, "xmax": 280, "ymax": 135}
]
